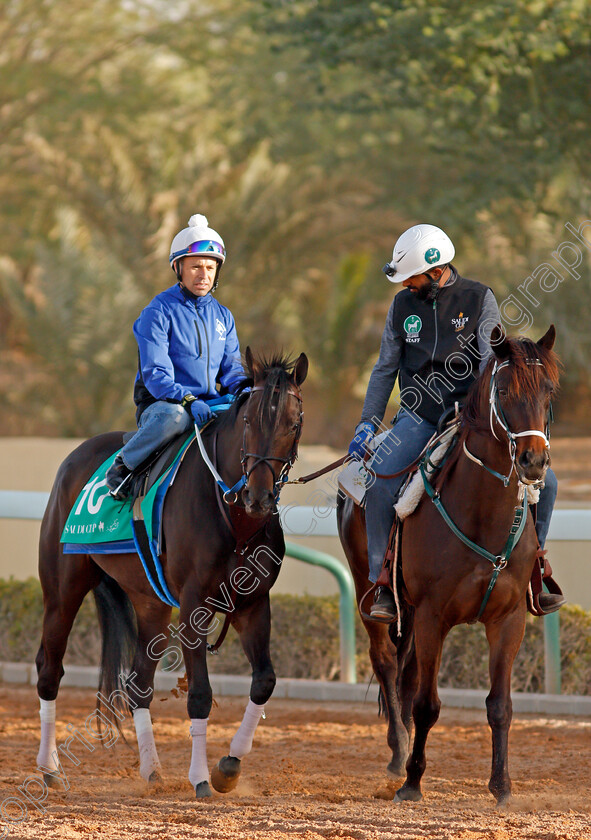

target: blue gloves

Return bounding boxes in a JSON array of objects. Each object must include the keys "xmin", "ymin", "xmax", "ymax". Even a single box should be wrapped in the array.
[
  {"xmin": 227, "ymin": 376, "xmax": 247, "ymax": 396},
  {"xmin": 348, "ymin": 421, "xmax": 375, "ymax": 460},
  {"xmin": 181, "ymin": 393, "xmax": 239, "ymax": 426},
  {"xmin": 205, "ymin": 394, "xmax": 236, "ymax": 412},
  {"xmin": 190, "ymin": 398, "xmax": 212, "ymax": 426}
]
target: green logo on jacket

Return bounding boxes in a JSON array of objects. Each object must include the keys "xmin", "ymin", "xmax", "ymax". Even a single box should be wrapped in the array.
[{"xmin": 403, "ymin": 315, "xmax": 422, "ymax": 343}]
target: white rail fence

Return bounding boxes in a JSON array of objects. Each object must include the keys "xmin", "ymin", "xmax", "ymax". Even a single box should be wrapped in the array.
[{"xmin": 2, "ymin": 490, "xmax": 591, "ymax": 539}]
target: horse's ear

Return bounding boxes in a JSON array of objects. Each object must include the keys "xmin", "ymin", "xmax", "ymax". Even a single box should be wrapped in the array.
[
  {"xmin": 491, "ymin": 324, "xmax": 511, "ymax": 360},
  {"xmin": 244, "ymin": 346, "xmax": 263, "ymax": 382},
  {"xmin": 293, "ymin": 353, "xmax": 308, "ymax": 386},
  {"xmin": 537, "ymin": 324, "xmax": 556, "ymax": 351}
]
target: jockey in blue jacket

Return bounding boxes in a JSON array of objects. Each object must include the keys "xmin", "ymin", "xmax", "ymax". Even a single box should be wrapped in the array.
[{"xmin": 106, "ymin": 214, "xmax": 245, "ymax": 498}]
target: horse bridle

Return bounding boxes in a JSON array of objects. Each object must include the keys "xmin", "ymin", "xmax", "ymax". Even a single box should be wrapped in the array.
[
  {"xmin": 463, "ymin": 357, "xmax": 552, "ymax": 488},
  {"xmin": 240, "ymin": 385, "xmax": 303, "ymax": 501}
]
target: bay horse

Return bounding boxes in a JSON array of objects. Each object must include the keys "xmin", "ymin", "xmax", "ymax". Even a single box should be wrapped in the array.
[
  {"xmin": 35, "ymin": 348, "xmax": 308, "ymax": 798},
  {"xmin": 338, "ymin": 326, "xmax": 559, "ymax": 804}
]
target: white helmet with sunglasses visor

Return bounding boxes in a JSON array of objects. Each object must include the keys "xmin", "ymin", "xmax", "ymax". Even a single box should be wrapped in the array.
[{"xmin": 169, "ymin": 214, "xmax": 226, "ymax": 268}]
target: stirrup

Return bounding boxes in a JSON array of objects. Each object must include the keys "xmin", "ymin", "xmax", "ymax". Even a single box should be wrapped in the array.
[{"xmin": 108, "ymin": 473, "xmax": 132, "ymax": 500}]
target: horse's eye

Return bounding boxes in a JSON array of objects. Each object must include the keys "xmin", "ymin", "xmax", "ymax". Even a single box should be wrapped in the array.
[{"xmin": 498, "ymin": 389, "xmax": 508, "ymax": 398}]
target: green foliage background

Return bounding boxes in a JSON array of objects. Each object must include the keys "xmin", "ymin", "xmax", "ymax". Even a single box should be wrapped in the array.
[
  {"xmin": 0, "ymin": 0, "xmax": 590, "ymax": 439},
  {"xmin": 2, "ymin": 578, "xmax": 590, "ymax": 694}
]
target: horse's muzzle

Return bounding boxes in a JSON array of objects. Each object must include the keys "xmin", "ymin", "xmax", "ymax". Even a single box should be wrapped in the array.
[
  {"xmin": 242, "ymin": 487, "xmax": 275, "ymax": 518},
  {"xmin": 517, "ymin": 447, "xmax": 550, "ymax": 484}
]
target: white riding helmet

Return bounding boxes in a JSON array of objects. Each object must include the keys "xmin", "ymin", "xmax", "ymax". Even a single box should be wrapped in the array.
[
  {"xmin": 169, "ymin": 214, "xmax": 226, "ymax": 267},
  {"xmin": 382, "ymin": 224, "xmax": 455, "ymax": 283}
]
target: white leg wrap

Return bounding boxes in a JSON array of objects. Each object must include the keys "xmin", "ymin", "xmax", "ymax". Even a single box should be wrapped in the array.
[
  {"xmin": 133, "ymin": 708, "xmax": 162, "ymax": 781},
  {"xmin": 37, "ymin": 699, "xmax": 59, "ymax": 771},
  {"xmin": 188, "ymin": 719, "xmax": 209, "ymax": 787},
  {"xmin": 229, "ymin": 700, "xmax": 265, "ymax": 760}
]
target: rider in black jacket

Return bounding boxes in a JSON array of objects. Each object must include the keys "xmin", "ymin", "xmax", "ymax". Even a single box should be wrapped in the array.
[{"xmin": 348, "ymin": 224, "xmax": 564, "ymax": 620}]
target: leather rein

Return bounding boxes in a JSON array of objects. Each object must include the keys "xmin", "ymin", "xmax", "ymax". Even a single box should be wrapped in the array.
[
  {"xmin": 290, "ymin": 360, "xmax": 552, "ymax": 487},
  {"xmin": 287, "ymin": 450, "xmax": 425, "ymax": 486}
]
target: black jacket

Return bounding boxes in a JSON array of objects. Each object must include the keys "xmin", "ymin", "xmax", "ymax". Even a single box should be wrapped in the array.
[{"xmin": 393, "ymin": 271, "xmax": 490, "ymax": 424}]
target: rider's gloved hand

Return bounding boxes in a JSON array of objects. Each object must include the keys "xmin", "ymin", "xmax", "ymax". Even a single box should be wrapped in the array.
[
  {"xmin": 181, "ymin": 395, "xmax": 213, "ymax": 426},
  {"xmin": 227, "ymin": 376, "xmax": 247, "ymax": 395},
  {"xmin": 348, "ymin": 421, "xmax": 375, "ymax": 461},
  {"xmin": 190, "ymin": 399, "xmax": 212, "ymax": 426}
]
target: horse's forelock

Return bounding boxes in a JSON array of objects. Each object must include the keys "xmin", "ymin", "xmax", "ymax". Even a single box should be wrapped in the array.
[
  {"xmin": 462, "ymin": 335, "xmax": 560, "ymax": 433},
  {"xmin": 208, "ymin": 351, "xmax": 298, "ymax": 435},
  {"xmin": 256, "ymin": 367, "xmax": 290, "ymax": 429},
  {"xmin": 245, "ymin": 351, "xmax": 299, "ymax": 429},
  {"xmin": 505, "ymin": 338, "xmax": 560, "ymax": 400}
]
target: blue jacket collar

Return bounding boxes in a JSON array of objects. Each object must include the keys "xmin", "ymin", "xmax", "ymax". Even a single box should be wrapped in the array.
[{"xmin": 174, "ymin": 282, "xmax": 212, "ymax": 308}]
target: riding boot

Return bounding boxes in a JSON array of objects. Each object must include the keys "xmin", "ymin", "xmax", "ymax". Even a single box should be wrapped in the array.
[
  {"xmin": 537, "ymin": 592, "xmax": 567, "ymax": 614},
  {"xmin": 527, "ymin": 547, "xmax": 566, "ymax": 616},
  {"xmin": 106, "ymin": 455, "xmax": 132, "ymax": 500},
  {"xmin": 369, "ymin": 586, "xmax": 397, "ymax": 622}
]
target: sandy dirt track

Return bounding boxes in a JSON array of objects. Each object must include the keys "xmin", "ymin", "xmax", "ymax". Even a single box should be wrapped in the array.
[{"xmin": 0, "ymin": 685, "xmax": 590, "ymax": 840}]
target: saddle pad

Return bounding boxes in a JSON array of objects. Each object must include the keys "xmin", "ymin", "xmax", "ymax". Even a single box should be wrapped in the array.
[
  {"xmin": 337, "ymin": 431, "xmax": 390, "ymax": 505},
  {"xmin": 61, "ymin": 434, "xmax": 195, "ymax": 553},
  {"xmin": 394, "ymin": 425, "xmax": 458, "ymax": 520}
]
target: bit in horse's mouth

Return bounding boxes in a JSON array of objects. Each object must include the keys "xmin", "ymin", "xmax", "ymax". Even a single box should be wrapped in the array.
[{"xmin": 517, "ymin": 467, "xmax": 548, "ymax": 486}]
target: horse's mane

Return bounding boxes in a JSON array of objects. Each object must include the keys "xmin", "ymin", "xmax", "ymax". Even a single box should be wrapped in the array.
[
  {"xmin": 206, "ymin": 351, "xmax": 299, "ymax": 435},
  {"xmin": 462, "ymin": 335, "xmax": 560, "ymax": 435}
]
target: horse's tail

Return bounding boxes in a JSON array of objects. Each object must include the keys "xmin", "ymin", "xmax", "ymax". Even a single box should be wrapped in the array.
[{"xmin": 93, "ymin": 574, "xmax": 137, "ymax": 730}]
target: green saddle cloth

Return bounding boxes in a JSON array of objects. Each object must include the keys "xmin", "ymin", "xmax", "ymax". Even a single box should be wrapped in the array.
[{"xmin": 61, "ymin": 436, "xmax": 194, "ymax": 553}]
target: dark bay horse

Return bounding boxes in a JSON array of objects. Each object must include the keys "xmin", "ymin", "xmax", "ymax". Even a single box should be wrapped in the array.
[
  {"xmin": 36, "ymin": 348, "xmax": 308, "ymax": 798},
  {"xmin": 338, "ymin": 326, "xmax": 559, "ymax": 804}
]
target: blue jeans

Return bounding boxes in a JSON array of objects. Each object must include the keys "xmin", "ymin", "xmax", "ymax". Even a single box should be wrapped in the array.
[
  {"xmin": 535, "ymin": 467, "xmax": 557, "ymax": 549},
  {"xmin": 364, "ymin": 412, "xmax": 558, "ymax": 584},
  {"xmin": 365, "ymin": 410, "xmax": 437, "ymax": 583},
  {"xmin": 119, "ymin": 401, "xmax": 192, "ymax": 470}
]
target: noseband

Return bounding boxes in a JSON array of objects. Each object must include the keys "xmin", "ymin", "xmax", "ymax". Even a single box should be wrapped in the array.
[{"xmin": 240, "ymin": 385, "xmax": 303, "ymax": 502}]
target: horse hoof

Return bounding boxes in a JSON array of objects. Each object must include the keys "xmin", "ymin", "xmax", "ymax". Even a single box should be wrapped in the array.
[
  {"xmin": 195, "ymin": 781, "xmax": 213, "ymax": 799},
  {"xmin": 148, "ymin": 770, "xmax": 162, "ymax": 784},
  {"xmin": 43, "ymin": 773, "xmax": 61, "ymax": 789},
  {"xmin": 495, "ymin": 792, "xmax": 511, "ymax": 808},
  {"xmin": 393, "ymin": 784, "xmax": 422, "ymax": 803},
  {"xmin": 210, "ymin": 755, "xmax": 241, "ymax": 793}
]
